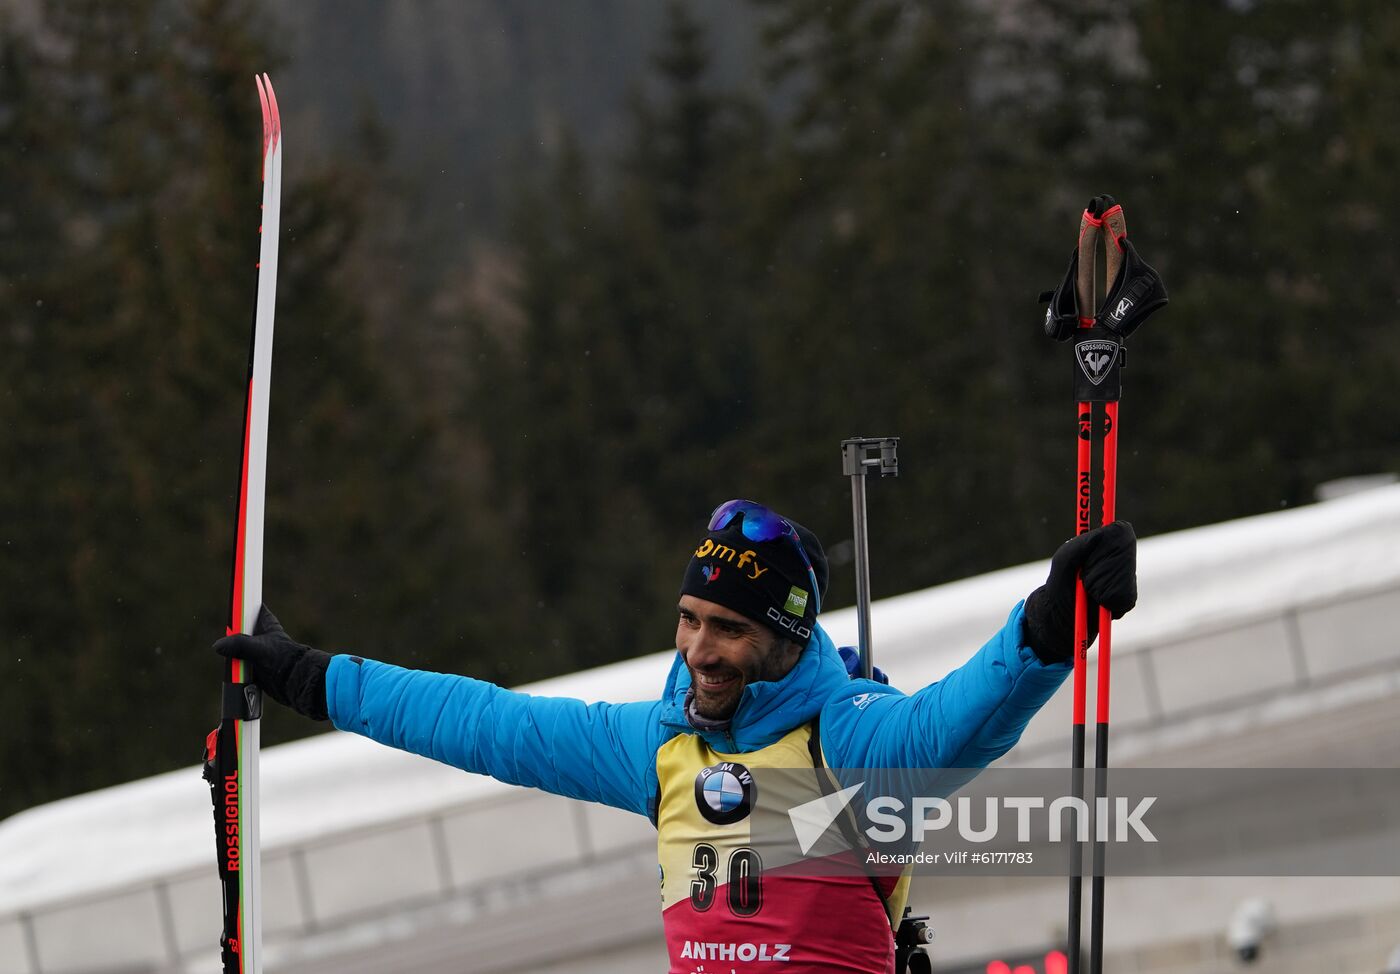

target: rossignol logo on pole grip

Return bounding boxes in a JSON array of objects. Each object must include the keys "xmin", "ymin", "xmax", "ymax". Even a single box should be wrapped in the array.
[
  {"xmin": 1072, "ymin": 328, "xmax": 1123, "ymax": 402},
  {"xmin": 1075, "ymin": 341, "xmax": 1119, "ymax": 386}
]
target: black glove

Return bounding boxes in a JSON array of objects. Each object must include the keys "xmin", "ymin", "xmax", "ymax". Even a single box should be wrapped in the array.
[
  {"xmin": 1023, "ymin": 520, "xmax": 1137, "ymax": 664},
  {"xmin": 213, "ymin": 605, "xmax": 331, "ymax": 721}
]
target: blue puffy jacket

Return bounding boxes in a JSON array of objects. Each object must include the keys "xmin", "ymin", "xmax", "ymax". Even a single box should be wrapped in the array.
[{"xmin": 325, "ymin": 601, "xmax": 1069, "ymax": 821}]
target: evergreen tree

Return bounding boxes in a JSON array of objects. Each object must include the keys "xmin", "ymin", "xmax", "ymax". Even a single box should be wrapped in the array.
[
  {"xmin": 0, "ymin": 0, "xmax": 512, "ymax": 816},
  {"xmin": 472, "ymin": 2, "xmax": 773, "ymax": 668}
]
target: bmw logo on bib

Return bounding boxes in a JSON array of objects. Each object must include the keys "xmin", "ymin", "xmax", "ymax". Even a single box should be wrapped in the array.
[{"xmin": 694, "ymin": 761, "xmax": 755, "ymax": 825}]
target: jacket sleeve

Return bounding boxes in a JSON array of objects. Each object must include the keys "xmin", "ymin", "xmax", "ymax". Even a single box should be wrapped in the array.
[
  {"xmin": 325, "ymin": 655, "xmax": 664, "ymax": 817},
  {"xmin": 821, "ymin": 601, "xmax": 1070, "ymax": 770}
]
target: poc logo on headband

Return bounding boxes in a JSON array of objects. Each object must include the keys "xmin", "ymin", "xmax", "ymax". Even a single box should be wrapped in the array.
[
  {"xmin": 694, "ymin": 539, "xmax": 769, "ymax": 581},
  {"xmin": 766, "ymin": 607, "xmax": 811, "ymax": 641}
]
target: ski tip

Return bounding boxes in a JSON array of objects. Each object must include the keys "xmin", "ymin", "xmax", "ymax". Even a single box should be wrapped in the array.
[
  {"xmin": 262, "ymin": 72, "xmax": 282, "ymax": 154},
  {"xmin": 254, "ymin": 73, "xmax": 270, "ymax": 140},
  {"xmin": 255, "ymin": 74, "xmax": 272, "ymax": 173}
]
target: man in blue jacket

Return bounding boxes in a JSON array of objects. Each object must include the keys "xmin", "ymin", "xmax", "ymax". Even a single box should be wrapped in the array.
[{"xmin": 217, "ymin": 498, "xmax": 1136, "ymax": 974}]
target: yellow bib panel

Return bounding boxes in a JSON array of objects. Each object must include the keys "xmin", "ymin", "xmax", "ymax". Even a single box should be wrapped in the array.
[{"xmin": 655, "ymin": 723, "xmax": 908, "ymax": 973}]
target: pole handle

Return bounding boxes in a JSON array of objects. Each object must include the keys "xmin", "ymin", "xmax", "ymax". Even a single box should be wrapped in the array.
[
  {"xmin": 1101, "ymin": 202, "xmax": 1127, "ymax": 292},
  {"xmin": 1075, "ymin": 203, "xmax": 1102, "ymax": 321}
]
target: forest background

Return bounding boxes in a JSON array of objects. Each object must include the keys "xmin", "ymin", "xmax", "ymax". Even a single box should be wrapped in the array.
[{"xmin": 3, "ymin": 0, "xmax": 1398, "ymax": 818}]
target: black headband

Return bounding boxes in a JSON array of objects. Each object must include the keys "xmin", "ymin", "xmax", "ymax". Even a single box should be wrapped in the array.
[{"xmin": 678, "ymin": 516, "xmax": 828, "ymax": 645}]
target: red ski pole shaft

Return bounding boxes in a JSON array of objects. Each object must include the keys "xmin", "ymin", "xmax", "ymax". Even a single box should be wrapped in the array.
[
  {"xmin": 1095, "ymin": 401, "xmax": 1119, "ymax": 727},
  {"xmin": 1067, "ymin": 400, "xmax": 1093, "ymax": 972},
  {"xmin": 1089, "ymin": 400, "xmax": 1118, "ymax": 974},
  {"xmin": 1088, "ymin": 201, "xmax": 1127, "ymax": 974},
  {"xmin": 1066, "ymin": 198, "xmax": 1103, "ymax": 974}
]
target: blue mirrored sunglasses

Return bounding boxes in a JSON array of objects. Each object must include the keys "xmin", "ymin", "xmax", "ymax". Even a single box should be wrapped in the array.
[{"xmin": 707, "ymin": 499, "xmax": 822, "ymax": 615}]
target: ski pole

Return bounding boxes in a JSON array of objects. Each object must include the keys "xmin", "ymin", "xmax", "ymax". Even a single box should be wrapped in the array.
[
  {"xmin": 840, "ymin": 437, "xmax": 899, "ymax": 678},
  {"xmin": 202, "ymin": 74, "xmax": 283, "ymax": 974},
  {"xmin": 1041, "ymin": 193, "xmax": 1166, "ymax": 974},
  {"xmin": 1073, "ymin": 194, "xmax": 1122, "ymax": 974},
  {"xmin": 1088, "ymin": 201, "xmax": 1128, "ymax": 974},
  {"xmin": 1067, "ymin": 200, "xmax": 1103, "ymax": 974}
]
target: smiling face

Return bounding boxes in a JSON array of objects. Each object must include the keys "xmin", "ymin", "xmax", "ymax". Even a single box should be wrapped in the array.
[{"xmin": 676, "ymin": 594, "xmax": 803, "ymax": 720}]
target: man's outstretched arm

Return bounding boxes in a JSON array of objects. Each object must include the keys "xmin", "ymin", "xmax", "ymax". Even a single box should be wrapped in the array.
[
  {"xmin": 821, "ymin": 601, "xmax": 1070, "ymax": 771},
  {"xmin": 821, "ymin": 521, "xmax": 1136, "ymax": 770},
  {"xmin": 214, "ymin": 608, "xmax": 665, "ymax": 816}
]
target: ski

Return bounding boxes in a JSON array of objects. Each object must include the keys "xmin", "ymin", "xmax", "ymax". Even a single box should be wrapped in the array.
[{"xmin": 202, "ymin": 73, "xmax": 282, "ymax": 974}]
